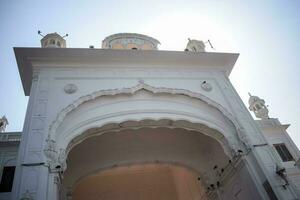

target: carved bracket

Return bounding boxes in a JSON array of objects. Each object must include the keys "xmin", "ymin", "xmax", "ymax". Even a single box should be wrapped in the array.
[{"xmin": 44, "ymin": 135, "xmax": 67, "ymax": 172}]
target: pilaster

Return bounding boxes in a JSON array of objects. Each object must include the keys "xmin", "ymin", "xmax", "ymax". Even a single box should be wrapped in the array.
[{"xmin": 12, "ymin": 69, "xmax": 53, "ymax": 199}]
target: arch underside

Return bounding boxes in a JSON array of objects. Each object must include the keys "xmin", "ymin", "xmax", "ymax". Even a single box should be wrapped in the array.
[
  {"xmin": 66, "ymin": 119, "xmax": 233, "ymax": 158},
  {"xmin": 63, "ymin": 126, "xmax": 262, "ymax": 200},
  {"xmin": 63, "ymin": 127, "xmax": 230, "ymax": 193}
]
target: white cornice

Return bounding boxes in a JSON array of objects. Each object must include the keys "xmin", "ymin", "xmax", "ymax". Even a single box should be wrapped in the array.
[{"xmin": 14, "ymin": 47, "xmax": 239, "ymax": 96}]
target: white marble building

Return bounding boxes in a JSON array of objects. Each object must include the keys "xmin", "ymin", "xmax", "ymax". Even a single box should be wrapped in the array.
[{"xmin": 0, "ymin": 32, "xmax": 300, "ymax": 199}]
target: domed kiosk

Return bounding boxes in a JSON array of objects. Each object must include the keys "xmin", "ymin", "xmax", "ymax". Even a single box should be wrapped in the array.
[
  {"xmin": 40, "ymin": 32, "xmax": 66, "ymax": 48},
  {"xmin": 102, "ymin": 33, "xmax": 160, "ymax": 50}
]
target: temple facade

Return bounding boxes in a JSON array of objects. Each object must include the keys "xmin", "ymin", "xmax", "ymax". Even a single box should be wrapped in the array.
[{"xmin": 0, "ymin": 33, "xmax": 300, "ymax": 199}]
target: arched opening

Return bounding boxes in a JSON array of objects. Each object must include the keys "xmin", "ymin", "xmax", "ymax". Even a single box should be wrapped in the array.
[
  {"xmin": 48, "ymin": 85, "xmax": 264, "ymax": 199},
  {"xmin": 50, "ymin": 85, "xmax": 242, "ymax": 155},
  {"xmin": 62, "ymin": 127, "xmax": 230, "ymax": 199}
]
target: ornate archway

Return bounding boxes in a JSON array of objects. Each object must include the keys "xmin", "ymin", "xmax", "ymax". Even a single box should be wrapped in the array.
[
  {"xmin": 48, "ymin": 82, "xmax": 244, "ymax": 143},
  {"xmin": 45, "ymin": 82, "xmax": 248, "ymax": 172},
  {"xmin": 42, "ymin": 83, "xmax": 262, "ymax": 200}
]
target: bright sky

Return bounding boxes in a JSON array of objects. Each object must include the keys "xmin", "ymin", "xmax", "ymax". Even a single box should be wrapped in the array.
[{"xmin": 0, "ymin": 0, "xmax": 299, "ymax": 148}]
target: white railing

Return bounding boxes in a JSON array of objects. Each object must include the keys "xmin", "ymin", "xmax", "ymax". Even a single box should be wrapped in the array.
[{"xmin": 0, "ymin": 132, "xmax": 21, "ymax": 142}]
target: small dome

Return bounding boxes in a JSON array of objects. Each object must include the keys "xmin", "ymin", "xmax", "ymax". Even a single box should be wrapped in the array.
[
  {"xmin": 102, "ymin": 33, "xmax": 160, "ymax": 50},
  {"xmin": 41, "ymin": 32, "xmax": 66, "ymax": 48}
]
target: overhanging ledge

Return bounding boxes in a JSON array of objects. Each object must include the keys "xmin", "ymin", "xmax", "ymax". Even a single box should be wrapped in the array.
[{"xmin": 14, "ymin": 47, "xmax": 239, "ymax": 96}]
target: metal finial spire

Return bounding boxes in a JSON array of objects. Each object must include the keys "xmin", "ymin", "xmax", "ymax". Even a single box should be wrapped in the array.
[
  {"xmin": 38, "ymin": 30, "xmax": 45, "ymax": 37},
  {"xmin": 206, "ymin": 39, "xmax": 214, "ymax": 50}
]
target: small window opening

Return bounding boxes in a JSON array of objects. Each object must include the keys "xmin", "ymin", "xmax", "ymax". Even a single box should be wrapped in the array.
[
  {"xmin": 0, "ymin": 166, "xmax": 15, "ymax": 193},
  {"xmin": 132, "ymin": 47, "xmax": 138, "ymax": 50},
  {"xmin": 57, "ymin": 41, "xmax": 61, "ymax": 47},
  {"xmin": 50, "ymin": 39, "xmax": 56, "ymax": 45},
  {"xmin": 274, "ymin": 143, "xmax": 294, "ymax": 162}
]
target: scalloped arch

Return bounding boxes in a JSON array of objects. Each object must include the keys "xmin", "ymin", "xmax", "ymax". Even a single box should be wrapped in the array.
[{"xmin": 49, "ymin": 82, "xmax": 242, "ymax": 140}]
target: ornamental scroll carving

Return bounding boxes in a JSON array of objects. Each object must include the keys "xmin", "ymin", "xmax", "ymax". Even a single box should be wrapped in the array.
[{"xmin": 44, "ymin": 135, "xmax": 67, "ymax": 171}]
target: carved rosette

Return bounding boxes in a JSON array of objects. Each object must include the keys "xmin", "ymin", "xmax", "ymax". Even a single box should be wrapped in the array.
[
  {"xmin": 44, "ymin": 136, "xmax": 67, "ymax": 171},
  {"xmin": 201, "ymin": 81, "xmax": 212, "ymax": 92},
  {"xmin": 64, "ymin": 84, "xmax": 78, "ymax": 94}
]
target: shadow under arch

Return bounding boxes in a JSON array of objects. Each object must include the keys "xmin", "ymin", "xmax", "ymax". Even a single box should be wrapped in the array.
[
  {"xmin": 71, "ymin": 162, "xmax": 208, "ymax": 200},
  {"xmin": 62, "ymin": 126, "xmax": 232, "ymax": 195}
]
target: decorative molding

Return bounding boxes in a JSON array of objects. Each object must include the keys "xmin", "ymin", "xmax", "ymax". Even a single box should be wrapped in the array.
[
  {"xmin": 54, "ymin": 175, "xmax": 60, "ymax": 185},
  {"xmin": 32, "ymin": 69, "xmax": 40, "ymax": 82}
]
